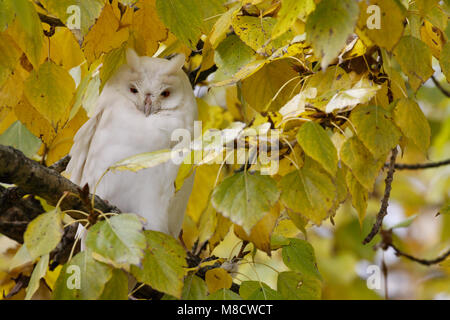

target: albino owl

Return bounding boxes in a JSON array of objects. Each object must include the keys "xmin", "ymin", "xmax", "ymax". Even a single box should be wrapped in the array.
[{"xmin": 66, "ymin": 49, "xmax": 197, "ymax": 237}]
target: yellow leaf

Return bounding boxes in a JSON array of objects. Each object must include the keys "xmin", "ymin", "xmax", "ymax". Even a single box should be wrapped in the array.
[
  {"xmin": 205, "ymin": 268, "xmax": 232, "ymax": 294},
  {"xmin": 24, "ymin": 61, "xmax": 75, "ymax": 128},
  {"xmin": 187, "ymin": 164, "xmax": 222, "ymax": 222},
  {"xmin": 132, "ymin": 0, "xmax": 168, "ymax": 56},
  {"xmin": 234, "ymin": 203, "xmax": 280, "ymax": 256},
  {"xmin": 46, "ymin": 107, "xmax": 88, "ymax": 165},
  {"xmin": 232, "ymin": 14, "xmax": 292, "ymax": 56},
  {"xmin": 209, "ymin": 214, "xmax": 232, "ymax": 251},
  {"xmin": 0, "ymin": 32, "xmax": 21, "ymax": 88},
  {"xmin": 420, "ymin": 19, "xmax": 445, "ymax": 59},
  {"xmin": 14, "ymin": 97, "xmax": 56, "ymax": 146},
  {"xmin": 346, "ymin": 170, "xmax": 368, "ymax": 226},
  {"xmin": 209, "ymin": 4, "xmax": 241, "ymax": 49},
  {"xmin": 7, "ymin": 0, "xmax": 44, "ymax": 68},
  {"xmin": 272, "ymin": 0, "xmax": 315, "ymax": 39},
  {"xmin": 83, "ymin": 2, "xmax": 129, "ymax": 64},
  {"xmin": 48, "ymin": 28, "xmax": 84, "ymax": 70},
  {"xmin": 0, "ymin": 63, "xmax": 28, "ymax": 112},
  {"xmin": 181, "ymin": 214, "xmax": 199, "ymax": 251},
  {"xmin": 394, "ymin": 36, "xmax": 433, "ymax": 91},
  {"xmin": 357, "ymin": 0, "xmax": 406, "ymax": 52},
  {"xmin": 241, "ymin": 59, "xmax": 300, "ymax": 112},
  {"xmin": 0, "ymin": 110, "xmax": 17, "ymax": 135}
]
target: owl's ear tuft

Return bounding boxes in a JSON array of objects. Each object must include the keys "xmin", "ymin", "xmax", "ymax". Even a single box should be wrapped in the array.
[
  {"xmin": 126, "ymin": 48, "xmax": 140, "ymax": 70},
  {"xmin": 167, "ymin": 54, "xmax": 186, "ymax": 74}
]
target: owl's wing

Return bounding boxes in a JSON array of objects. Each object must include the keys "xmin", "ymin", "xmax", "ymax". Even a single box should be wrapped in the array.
[{"xmin": 66, "ymin": 108, "xmax": 104, "ymax": 185}]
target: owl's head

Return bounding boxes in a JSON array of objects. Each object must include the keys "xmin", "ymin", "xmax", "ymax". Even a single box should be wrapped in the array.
[{"xmin": 106, "ymin": 48, "xmax": 193, "ymax": 117}]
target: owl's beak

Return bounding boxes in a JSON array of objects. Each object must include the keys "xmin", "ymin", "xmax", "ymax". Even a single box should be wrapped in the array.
[{"xmin": 144, "ymin": 95, "xmax": 152, "ymax": 117}]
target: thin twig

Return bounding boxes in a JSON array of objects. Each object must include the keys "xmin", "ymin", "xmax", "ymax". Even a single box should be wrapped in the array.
[
  {"xmin": 363, "ymin": 148, "xmax": 398, "ymax": 244},
  {"xmin": 385, "ymin": 158, "xmax": 450, "ymax": 170},
  {"xmin": 431, "ymin": 76, "xmax": 450, "ymax": 98},
  {"xmin": 390, "ymin": 244, "xmax": 450, "ymax": 266}
]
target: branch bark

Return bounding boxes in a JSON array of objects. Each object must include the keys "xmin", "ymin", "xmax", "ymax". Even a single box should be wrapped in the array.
[
  {"xmin": 0, "ymin": 145, "xmax": 120, "ymax": 220},
  {"xmin": 38, "ymin": 13, "xmax": 65, "ymax": 27},
  {"xmin": 385, "ymin": 158, "xmax": 450, "ymax": 170},
  {"xmin": 363, "ymin": 147, "xmax": 398, "ymax": 244},
  {"xmin": 0, "ymin": 145, "xmax": 120, "ymax": 264}
]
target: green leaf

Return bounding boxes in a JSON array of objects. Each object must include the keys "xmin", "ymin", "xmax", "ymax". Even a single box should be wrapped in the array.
[
  {"xmin": 340, "ymin": 136, "xmax": 384, "ymax": 191},
  {"xmin": 214, "ymin": 34, "xmax": 256, "ymax": 82},
  {"xmin": 182, "ymin": 274, "xmax": 208, "ymax": 300},
  {"xmin": 131, "ymin": 231, "xmax": 186, "ymax": 299},
  {"xmin": 24, "ymin": 61, "xmax": 76, "ymax": 128},
  {"xmin": 0, "ymin": 32, "xmax": 21, "ymax": 88},
  {"xmin": 441, "ymin": 42, "xmax": 450, "ymax": 82},
  {"xmin": 40, "ymin": 0, "xmax": 104, "ymax": 36},
  {"xmin": 207, "ymin": 288, "xmax": 242, "ymax": 300},
  {"xmin": 282, "ymin": 238, "xmax": 321, "ymax": 280},
  {"xmin": 346, "ymin": 170, "xmax": 368, "ymax": 225},
  {"xmin": 280, "ymin": 158, "xmax": 336, "ymax": 225},
  {"xmin": 24, "ymin": 208, "xmax": 63, "ymax": 260},
  {"xmin": 296, "ymin": 121, "xmax": 338, "ymax": 176},
  {"xmin": 391, "ymin": 215, "xmax": 418, "ymax": 230},
  {"xmin": 9, "ymin": 0, "xmax": 44, "ymax": 68},
  {"xmin": 239, "ymin": 281, "xmax": 282, "ymax": 300},
  {"xmin": 306, "ymin": 0, "xmax": 359, "ymax": 69},
  {"xmin": 350, "ymin": 105, "xmax": 401, "ymax": 159},
  {"xmin": 212, "ymin": 172, "xmax": 280, "ymax": 234},
  {"xmin": 86, "ymin": 214, "xmax": 146, "ymax": 270},
  {"xmin": 0, "ymin": 121, "xmax": 42, "ymax": 158},
  {"xmin": 25, "ymin": 254, "xmax": 49, "ymax": 300},
  {"xmin": 99, "ymin": 269, "xmax": 129, "ymax": 300},
  {"xmin": 232, "ymin": 15, "xmax": 293, "ymax": 56},
  {"xmin": 439, "ymin": 202, "xmax": 450, "ymax": 215},
  {"xmin": 156, "ymin": 0, "xmax": 224, "ymax": 49},
  {"xmin": 0, "ymin": 0, "xmax": 14, "ymax": 32},
  {"xmin": 272, "ymin": 0, "xmax": 315, "ymax": 38},
  {"xmin": 100, "ymin": 45, "xmax": 127, "ymax": 91},
  {"xmin": 277, "ymin": 271, "xmax": 322, "ymax": 300},
  {"xmin": 53, "ymin": 251, "xmax": 113, "ymax": 300},
  {"xmin": 394, "ymin": 36, "xmax": 433, "ymax": 91},
  {"xmin": 393, "ymin": 98, "xmax": 430, "ymax": 154}
]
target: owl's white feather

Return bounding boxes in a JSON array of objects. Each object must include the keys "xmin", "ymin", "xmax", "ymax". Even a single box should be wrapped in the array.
[{"xmin": 67, "ymin": 49, "xmax": 197, "ymax": 237}]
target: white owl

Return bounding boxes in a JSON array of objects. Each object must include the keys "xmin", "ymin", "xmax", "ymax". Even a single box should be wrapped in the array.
[{"xmin": 66, "ymin": 49, "xmax": 197, "ymax": 238}]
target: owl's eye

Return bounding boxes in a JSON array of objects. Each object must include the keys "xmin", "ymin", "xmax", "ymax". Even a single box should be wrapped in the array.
[
  {"xmin": 130, "ymin": 87, "xmax": 138, "ymax": 94},
  {"xmin": 161, "ymin": 90, "xmax": 171, "ymax": 98}
]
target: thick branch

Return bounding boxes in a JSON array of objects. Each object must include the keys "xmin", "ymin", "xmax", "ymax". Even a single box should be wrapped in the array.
[
  {"xmin": 0, "ymin": 145, "xmax": 120, "ymax": 220},
  {"xmin": 49, "ymin": 155, "xmax": 71, "ymax": 173},
  {"xmin": 363, "ymin": 148, "xmax": 398, "ymax": 244},
  {"xmin": 385, "ymin": 159, "xmax": 450, "ymax": 170}
]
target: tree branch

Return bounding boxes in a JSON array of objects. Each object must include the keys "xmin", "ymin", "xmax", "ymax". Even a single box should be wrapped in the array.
[
  {"xmin": 385, "ymin": 158, "xmax": 450, "ymax": 170},
  {"xmin": 0, "ymin": 146, "xmax": 119, "ymax": 265},
  {"xmin": 38, "ymin": 13, "xmax": 65, "ymax": 28},
  {"xmin": 49, "ymin": 155, "xmax": 71, "ymax": 173},
  {"xmin": 379, "ymin": 229, "xmax": 450, "ymax": 266},
  {"xmin": 391, "ymin": 244, "xmax": 450, "ymax": 266},
  {"xmin": 431, "ymin": 75, "xmax": 450, "ymax": 98},
  {"xmin": 363, "ymin": 147, "xmax": 398, "ymax": 244},
  {"xmin": 0, "ymin": 145, "xmax": 120, "ymax": 220}
]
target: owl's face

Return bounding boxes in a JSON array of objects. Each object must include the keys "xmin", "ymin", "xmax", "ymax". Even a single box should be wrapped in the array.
[{"xmin": 109, "ymin": 50, "xmax": 190, "ymax": 117}]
